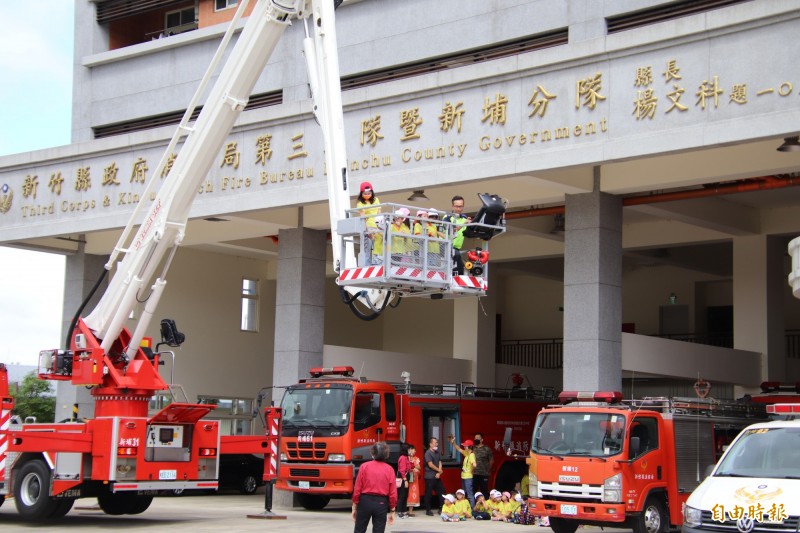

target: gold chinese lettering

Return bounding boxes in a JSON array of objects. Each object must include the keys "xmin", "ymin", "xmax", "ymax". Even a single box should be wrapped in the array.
[
  {"xmin": 481, "ymin": 93, "xmax": 508, "ymax": 125},
  {"xmin": 747, "ymin": 504, "xmax": 765, "ymax": 521},
  {"xmin": 666, "ymin": 84, "xmax": 688, "ymax": 113},
  {"xmin": 730, "ymin": 84, "xmax": 747, "ymax": 104},
  {"xmin": 75, "ymin": 167, "xmax": 91, "ymax": 192},
  {"xmin": 728, "ymin": 505, "xmax": 745, "ymax": 520},
  {"xmin": 256, "ymin": 134, "xmax": 273, "ymax": 165},
  {"xmin": 634, "ymin": 66, "xmax": 653, "ymax": 87},
  {"xmin": 767, "ymin": 503, "xmax": 788, "ymax": 523},
  {"xmin": 130, "ymin": 157, "xmax": 148, "ymax": 184},
  {"xmin": 22, "ymin": 175, "xmax": 39, "ymax": 199},
  {"xmin": 161, "ymin": 153, "xmax": 176, "ymax": 178},
  {"xmin": 633, "ymin": 89, "xmax": 657, "ymax": 120},
  {"xmin": 361, "ymin": 115, "xmax": 384, "ymax": 147},
  {"xmin": 399, "ymin": 108, "xmax": 423, "ymax": 141},
  {"xmin": 288, "ymin": 133, "xmax": 308, "ymax": 160},
  {"xmin": 711, "ymin": 504, "xmax": 725, "ymax": 523},
  {"xmin": 576, "ymin": 73, "xmax": 606, "ymax": 110},
  {"xmin": 662, "ymin": 60, "xmax": 682, "ymax": 82},
  {"xmin": 221, "ymin": 142, "xmax": 240, "ymax": 169},
  {"xmin": 439, "ymin": 101, "xmax": 464, "ymax": 133},
  {"xmin": 528, "ymin": 85, "xmax": 557, "ymax": 118},
  {"xmin": 696, "ymin": 76, "xmax": 724, "ymax": 110},
  {"xmin": 48, "ymin": 172, "xmax": 64, "ymax": 195},
  {"xmin": 102, "ymin": 163, "xmax": 120, "ymax": 186}
]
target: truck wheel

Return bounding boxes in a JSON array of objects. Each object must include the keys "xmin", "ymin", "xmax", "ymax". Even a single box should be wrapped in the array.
[
  {"xmin": 240, "ymin": 474, "xmax": 259, "ymax": 495},
  {"xmin": 13, "ymin": 459, "xmax": 61, "ymax": 521},
  {"xmin": 49, "ymin": 498, "xmax": 76, "ymax": 519},
  {"xmin": 633, "ymin": 496, "xmax": 667, "ymax": 533},
  {"xmin": 126, "ymin": 495, "xmax": 153, "ymax": 515},
  {"xmin": 297, "ymin": 493, "xmax": 330, "ymax": 510},
  {"xmin": 550, "ymin": 517, "xmax": 580, "ymax": 533}
]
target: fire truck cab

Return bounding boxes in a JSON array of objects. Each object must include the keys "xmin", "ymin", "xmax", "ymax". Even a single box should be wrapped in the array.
[
  {"xmin": 527, "ymin": 391, "xmax": 767, "ymax": 533},
  {"xmin": 276, "ymin": 366, "xmax": 557, "ymax": 510}
]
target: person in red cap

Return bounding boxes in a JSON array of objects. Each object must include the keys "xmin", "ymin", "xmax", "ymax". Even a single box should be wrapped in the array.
[
  {"xmin": 356, "ymin": 182, "xmax": 383, "ymax": 263},
  {"xmin": 449, "ymin": 435, "xmax": 477, "ymax": 508}
]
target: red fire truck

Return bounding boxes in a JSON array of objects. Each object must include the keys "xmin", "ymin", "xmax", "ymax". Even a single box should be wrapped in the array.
[
  {"xmin": 276, "ymin": 366, "xmax": 556, "ymax": 509},
  {"xmin": 526, "ymin": 391, "xmax": 768, "ymax": 533}
]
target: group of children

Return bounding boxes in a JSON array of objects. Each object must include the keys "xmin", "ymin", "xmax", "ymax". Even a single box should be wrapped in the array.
[{"xmin": 439, "ymin": 488, "xmax": 541, "ymax": 525}]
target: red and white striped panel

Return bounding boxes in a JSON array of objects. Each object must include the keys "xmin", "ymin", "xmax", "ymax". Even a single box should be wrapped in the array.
[
  {"xmin": 339, "ymin": 265, "xmax": 385, "ymax": 282},
  {"xmin": 453, "ymin": 275, "xmax": 486, "ymax": 290},
  {"xmin": 0, "ymin": 405, "xmax": 9, "ymax": 483},
  {"xmin": 391, "ymin": 267, "xmax": 447, "ymax": 282}
]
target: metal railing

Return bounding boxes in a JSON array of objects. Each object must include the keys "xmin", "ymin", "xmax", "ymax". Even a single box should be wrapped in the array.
[{"xmin": 498, "ymin": 331, "xmax": 800, "ymax": 369}]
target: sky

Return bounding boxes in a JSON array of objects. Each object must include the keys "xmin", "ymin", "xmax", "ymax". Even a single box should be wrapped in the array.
[{"xmin": 0, "ymin": 3, "xmax": 75, "ymax": 366}]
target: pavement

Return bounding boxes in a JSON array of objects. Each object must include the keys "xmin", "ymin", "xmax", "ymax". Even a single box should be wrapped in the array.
[{"xmin": 0, "ymin": 491, "xmax": 620, "ymax": 532}]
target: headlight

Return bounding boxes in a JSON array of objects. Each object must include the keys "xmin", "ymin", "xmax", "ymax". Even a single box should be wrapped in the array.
[
  {"xmin": 528, "ymin": 472, "xmax": 538, "ymax": 498},
  {"xmin": 280, "ymin": 452, "xmax": 288, "ymax": 461},
  {"xmin": 328, "ymin": 454, "xmax": 346, "ymax": 462},
  {"xmin": 603, "ymin": 473, "xmax": 621, "ymax": 503},
  {"xmin": 684, "ymin": 505, "xmax": 702, "ymax": 527}
]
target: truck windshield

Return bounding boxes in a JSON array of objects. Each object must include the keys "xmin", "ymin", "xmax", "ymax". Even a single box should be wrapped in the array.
[
  {"xmin": 280, "ymin": 386, "xmax": 353, "ymax": 431},
  {"xmin": 715, "ymin": 427, "xmax": 800, "ymax": 479},
  {"xmin": 532, "ymin": 411, "xmax": 625, "ymax": 457}
]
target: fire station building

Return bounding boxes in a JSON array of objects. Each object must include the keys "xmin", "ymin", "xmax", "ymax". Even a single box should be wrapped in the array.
[{"xmin": 2, "ymin": 0, "xmax": 800, "ymax": 426}]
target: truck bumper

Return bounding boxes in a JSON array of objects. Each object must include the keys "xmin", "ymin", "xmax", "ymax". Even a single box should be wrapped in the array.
[
  {"xmin": 277, "ymin": 463, "xmax": 354, "ymax": 495},
  {"xmin": 528, "ymin": 498, "xmax": 627, "ymax": 523}
]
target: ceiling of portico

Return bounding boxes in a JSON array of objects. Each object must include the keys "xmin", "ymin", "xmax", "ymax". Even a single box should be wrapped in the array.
[{"xmin": 8, "ymin": 136, "xmax": 800, "ymax": 278}]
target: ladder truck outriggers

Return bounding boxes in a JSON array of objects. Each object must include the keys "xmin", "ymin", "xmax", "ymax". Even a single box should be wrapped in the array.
[
  {"xmin": 0, "ymin": 0, "xmax": 506, "ymax": 522},
  {"xmin": 526, "ymin": 391, "xmax": 769, "ymax": 533}
]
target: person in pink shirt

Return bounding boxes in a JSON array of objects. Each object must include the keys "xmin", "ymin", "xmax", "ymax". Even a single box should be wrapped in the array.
[{"xmin": 352, "ymin": 441, "xmax": 398, "ymax": 533}]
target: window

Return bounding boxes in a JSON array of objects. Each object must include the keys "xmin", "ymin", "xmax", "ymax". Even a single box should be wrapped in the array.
[
  {"xmin": 215, "ymin": 0, "xmax": 238, "ymax": 10},
  {"xmin": 198, "ymin": 395, "xmax": 254, "ymax": 435},
  {"xmin": 353, "ymin": 392, "xmax": 381, "ymax": 431},
  {"xmin": 165, "ymin": 7, "xmax": 197, "ymax": 36},
  {"xmin": 241, "ymin": 278, "xmax": 259, "ymax": 332}
]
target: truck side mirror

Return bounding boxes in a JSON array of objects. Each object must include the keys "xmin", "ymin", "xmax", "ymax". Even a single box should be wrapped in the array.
[
  {"xmin": 629, "ymin": 436, "xmax": 640, "ymax": 458},
  {"xmin": 503, "ymin": 427, "xmax": 513, "ymax": 454}
]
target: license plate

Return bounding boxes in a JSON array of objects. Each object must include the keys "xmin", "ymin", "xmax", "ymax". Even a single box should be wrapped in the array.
[
  {"xmin": 298, "ymin": 481, "xmax": 310, "ymax": 490},
  {"xmin": 159, "ymin": 470, "xmax": 177, "ymax": 480},
  {"xmin": 561, "ymin": 504, "xmax": 578, "ymax": 516}
]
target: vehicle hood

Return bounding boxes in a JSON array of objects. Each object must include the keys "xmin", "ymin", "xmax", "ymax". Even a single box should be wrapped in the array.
[{"xmin": 688, "ymin": 477, "xmax": 800, "ymax": 515}]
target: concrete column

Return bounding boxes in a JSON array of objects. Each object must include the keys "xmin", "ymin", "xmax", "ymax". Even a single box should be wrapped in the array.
[
  {"xmin": 55, "ymin": 244, "xmax": 107, "ymax": 422},
  {"xmin": 733, "ymin": 235, "xmax": 785, "ymax": 382},
  {"xmin": 563, "ymin": 186, "xmax": 623, "ymax": 391},
  {"xmin": 272, "ymin": 228, "xmax": 327, "ymax": 386}
]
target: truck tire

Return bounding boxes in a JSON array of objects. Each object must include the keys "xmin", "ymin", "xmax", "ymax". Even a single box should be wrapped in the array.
[
  {"xmin": 13, "ymin": 459, "xmax": 62, "ymax": 521},
  {"xmin": 632, "ymin": 496, "xmax": 667, "ymax": 533},
  {"xmin": 297, "ymin": 493, "xmax": 330, "ymax": 510},
  {"xmin": 240, "ymin": 474, "xmax": 259, "ymax": 495},
  {"xmin": 550, "ymin": 517, "xmax": 580, "ymax": 533},
  {"xmin": 98, "ymin": 491, "xmax": 153, "ymax": 515},
  {"xmin": 49, "ymin": 498, "xmax": 76, "ymax": 519}
]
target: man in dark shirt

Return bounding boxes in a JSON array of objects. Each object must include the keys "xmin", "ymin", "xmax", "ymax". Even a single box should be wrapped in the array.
[
  {"xmin": 352, "ymin": 441, "xmax": 397, "ymax": 533},
  {"xmin": 472, "ymin": 432, "xmax": 494, "ymax": 497},
  {"xmin": 423, "ymin": 437, "xmax": 446, "ymax": 516}
]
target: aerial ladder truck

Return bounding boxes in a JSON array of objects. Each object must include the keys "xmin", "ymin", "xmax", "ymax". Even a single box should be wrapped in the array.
[{"xmin": 0, "ymin": 0, "xmax": 506, "ymax": 522}]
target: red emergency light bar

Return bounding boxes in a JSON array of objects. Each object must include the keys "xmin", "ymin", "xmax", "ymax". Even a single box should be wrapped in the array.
[
  {"xmin": 760, "ymin": 382, "xmax": 800, "ymax": 394},
  {"xmin": 309, "ymin": 366, "xmax": 355, "ymax": 378},
  {"xmin": 558, "ymin": 391, "xmax": 623, "ymax": 404},
  {"xmin": 766, "ymin": 404, "xmax": 800, "ymax": 414}
]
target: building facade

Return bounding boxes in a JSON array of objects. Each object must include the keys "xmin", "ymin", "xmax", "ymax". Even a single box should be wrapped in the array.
[{"xmin": 2, "ymin": 0, "xmax": 800, "ymax": 425}]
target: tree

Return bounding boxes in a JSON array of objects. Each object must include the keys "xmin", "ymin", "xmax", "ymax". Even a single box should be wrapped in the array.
[{"xmin": 10, "ymin": 372, "xmax": 56, "ymax": 423}]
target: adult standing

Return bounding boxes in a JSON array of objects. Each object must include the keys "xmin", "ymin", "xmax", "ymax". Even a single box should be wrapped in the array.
[
  {"xmin": 448, "ymin": 436, "xmax": 477, "ymax": 509},
  {"xmin": 472, "ymin": 432, "xmax": 494, "ymax": 497},
  {"xmin": 423, "ymin": 437, "xmax": 446, "ymax": 516},
  {"xmin": 406, "ymin": 444, "xmax": 422, "ymax": 516},
  {"xmin": 352, "ymin": 441, "xmax": 397, "ymax": 533},
  {"xmin": 396, "ymin": 443, "xmax": 412, "ymax": 518},
  {"xmin": 442, "ymin": 195, "xmax": 470, "ymax": 275}
]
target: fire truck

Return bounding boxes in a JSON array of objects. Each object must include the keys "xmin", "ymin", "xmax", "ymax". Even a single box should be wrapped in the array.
[
  {"xmin": 275, "ymin": 366, "xmax": 557, "ymax": 509},
  {"xmin": 526, "ymin": 391, "xmax": 768, "ymax": 533},
  {"xmin": 0, "ymin": 0, "xmax": 507, "ymax": 522}
]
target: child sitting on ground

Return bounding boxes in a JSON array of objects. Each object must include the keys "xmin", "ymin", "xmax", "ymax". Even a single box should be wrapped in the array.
[
  {"xmin": 454, "ymin": 489, "xmax": 472, "ymax": 520},
  {"xmin": 473, "ymin": 492, "xmax": 491, "ymax": 520},
  {"xmin": 441, "ymin": 494, "xmax": 459, "ymax": 522},
  {"xmin": 488, "ymin": 490, "xmax": 505, "ymax": 521}
]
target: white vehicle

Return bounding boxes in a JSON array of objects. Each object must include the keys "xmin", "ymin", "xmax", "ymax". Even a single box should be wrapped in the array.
[{"xmin": 682, "ymin": 404, "xmax": 800, "ymax": 533}]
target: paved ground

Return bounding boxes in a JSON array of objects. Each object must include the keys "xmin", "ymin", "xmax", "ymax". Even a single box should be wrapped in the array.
[{"xmin": 0, "ymin": 491, "xmax": 623, "ymax": 532}]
